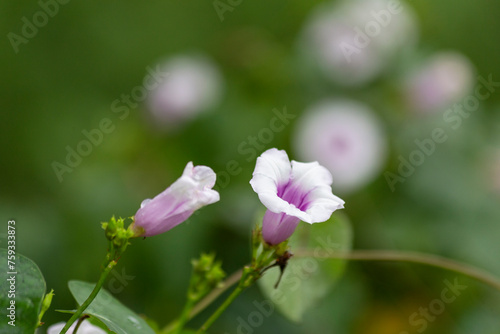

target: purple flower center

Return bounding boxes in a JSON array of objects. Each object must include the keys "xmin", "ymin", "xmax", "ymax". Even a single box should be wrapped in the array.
[
  {"xmin": 331, "ymin": 136, "xmax": 350, "ymax": 154},
  {"xmin": 277, "ymin": 181, "xmax": 310, "ymax": 211}
]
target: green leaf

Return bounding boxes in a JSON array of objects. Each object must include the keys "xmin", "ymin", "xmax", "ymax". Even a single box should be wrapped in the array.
[
  {"xmin": 0, "ymin": 248, "xmax": 46, "ymax": 334},
  {"xmin": 68, "ymin": 280, "xmax": 155, "ymax": 334},
  {"xmin": 257, "ymin": 213, "xmax": 353, "ymax": 322},
  {"xmin": 87, "ymin": 316, "xmax": 115, "ymax": 333}
]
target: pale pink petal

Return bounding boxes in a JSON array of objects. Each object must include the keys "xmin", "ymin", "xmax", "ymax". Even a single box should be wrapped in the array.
[{"xmin": 134, "ymin": 162, "xmax": 219, "ymax": 237}]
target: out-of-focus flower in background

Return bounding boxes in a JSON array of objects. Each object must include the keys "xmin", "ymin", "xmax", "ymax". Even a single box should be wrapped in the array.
[
  {"xmin": 47, "ymin": 320, "xmax": 106, "ymax": 334},
  {"xmin": 403, "ymin": 51, "xmax": 475, "ymax": 114},
  {"xmin": 132, "ymin": 162, "xmax": 219, "ymax": 237},
  {"xmin": 293, "ymin": 99, "xmax": 388, "ymax": 194},
  {"xmin": 250, "ymin": 148, "xmax": 344, "ymax": 245},
  {"xmin": 145, "ymin": 55, "xmax": 223, "ymax": 129},
  {"xmin": 300, "ymin": 0, "xmax": 418, "ymax": 86}
]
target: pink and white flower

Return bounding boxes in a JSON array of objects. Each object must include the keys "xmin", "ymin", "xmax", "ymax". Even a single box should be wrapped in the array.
[
  {"xmin": 293, "ymin": 99, "xmax": 388, "ymax": 194},
  {"xmin": 47, "ymin": 320, "xmax": 106, "ymax": 334},
  {"xmin": 250, "ymin": 148, "xmax": 344, "ymax": 245},
  {"xmin": 300, "ymin": 0, "xmax": 418, "ymax": 86},
  {"xmin": 146, "ymin": 55, "xmax": 223, "ymax": 129},
  {"xmin": 404, "ymin": 52, "xmax": 475, "ymax": 113},
  {"xmin": 132, "ymin": 162, "xmax": 219, "ymax": 237}
]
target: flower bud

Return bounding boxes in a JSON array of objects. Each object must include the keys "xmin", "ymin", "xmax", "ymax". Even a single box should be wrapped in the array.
[{"xmin": 132, "ymin": 162, "xmax": 219, "ymax": 237}]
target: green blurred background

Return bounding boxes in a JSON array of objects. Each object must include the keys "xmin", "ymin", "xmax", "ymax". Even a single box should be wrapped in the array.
[{"xmin": 1, "ymin": 0, "xmax": 500, "ymax": 333}]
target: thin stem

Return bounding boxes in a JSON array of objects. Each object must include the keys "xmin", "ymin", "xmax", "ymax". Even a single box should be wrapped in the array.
[
  {"xmin": 255, "ymin": 247, "xmax": 272, "ymax": 266},
  {"xmin": 59, "ymin": 260, "xmax": 116, "ymax": 334},
  {"xmin": 161, "ymin": 269, "xmax": 244, "ymax": 334},
  {"xmin": 171, "ymin": 298, "xmax": 196, "ymax": 334},
  {"xmin": 294, "ymin": 249, "xmax": 500, "ymax": 292},
  {"xmin": 190, "ymin": 269, "xmax": 243, "ymax": 318},
  {"xmin": 177, "ymin": 249, "xmax": 500, "ymax": 334},
  {"xmin": 196, "ymin": 285, "xmax": 245, "ymax": 334},
  {"xmin": 73, "ymin": 315, "xmax": 88, "ymax": 334}
]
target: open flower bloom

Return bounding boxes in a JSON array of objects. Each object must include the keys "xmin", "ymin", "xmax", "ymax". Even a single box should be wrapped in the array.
[
  {"xmin": 133, "ymin": 162, "xmax": 219, "ymax": 237},
  {"xmin": 47, "ymin": 320, "xmax": 106, "ymax": 334},
  {"xmin": 250, "ymin": 148, "xmax": 345, "ymax": 245}
]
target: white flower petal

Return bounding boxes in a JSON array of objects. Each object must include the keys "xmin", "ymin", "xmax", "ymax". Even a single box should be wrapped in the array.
[
  {"xmin": 251, "ymin": 148, "xmax": 291, "ymax": 187},
  {"xmin": 304, "ymin": 187, "xmax": 345, "ymax": 223},
  {"xmin": 47, "ymin": 321, "xmax": 106, "ymax": 334},
  {"xmin": 250, "ymin": 148, "xmax": 292, "ymax": 213},
  {"xmin": 290, "ymin": 160, "xmax": 333, "ymax": 190}
]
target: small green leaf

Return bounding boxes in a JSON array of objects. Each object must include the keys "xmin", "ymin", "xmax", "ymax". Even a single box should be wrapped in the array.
[
  {"xmin": 0, "ymin": 248, "xmax": 46, "ymax": 334},
  {"xmin": 68, "ymin": 280, "xmax": 155, "ymax": 334},
  {"xmin": 258, "ymin": 213, "xmax": 353, "ymax": 322}
]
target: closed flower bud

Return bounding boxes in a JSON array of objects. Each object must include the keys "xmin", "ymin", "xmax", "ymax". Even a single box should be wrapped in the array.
[{"xmin": 132, "ymin": 162, "xmax": 219, "ymax": 237}]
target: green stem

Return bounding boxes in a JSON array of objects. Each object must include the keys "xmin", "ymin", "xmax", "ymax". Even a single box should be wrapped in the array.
[
  {"xmin": 187, "ymin": 249, "xmax": 500, "ymax": 334},
  {"xmin": 196, "ymin": 265, "xmax": 260, "ymax": 334},
  {"xmin": 59, "ymin": 260, "xmax": 116, "ymax": 334},
  {"xmin": 294, "ymin": 249, "xmax": 500, "ymax": 292},
  {"xmin": 160, "ymin": 269, "xmax": 244, "ymax": 334},
  {"xmin": 171, "ymin": 298, "xmax": 196, "ymax": 334},
  {"xmin": 196, "ymin": 285, "xmax": 245, "ymax": 334}
]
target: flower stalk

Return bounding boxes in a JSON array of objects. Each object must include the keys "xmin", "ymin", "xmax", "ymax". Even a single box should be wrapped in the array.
[
  {"xmin": 59, "ymin": 259, "xmax": 116, "ymax": 334},
  {"xmin": 166, "ymin": 253, "xmax": 225, "ymax": 334},
  {"xmin": 59, "ymin": 217, "xmax": 134, "ymax": 334},
  {"xmin": 196, "ymin": 226, "xmax": 289, "ymax": 333}
]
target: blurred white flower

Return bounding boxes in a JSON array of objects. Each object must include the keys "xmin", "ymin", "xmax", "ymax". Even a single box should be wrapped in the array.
[
  {"xmin": 146, "ymin": 55, "xmax": 223, "ymax": 128},
  {"xmin": 293, "ymin": 99, "xmax": 388, "ymax": 194},
  {"xmin": 47, "ymin": 320, "xmax": 106, "ymax": 334},
  {"xmin": 300, "ymin": 0, "xmax": 418, "ymax": 86},
  {"xmin": 404, "ymin": 52, "xmax": 475, "ymax": 113}
]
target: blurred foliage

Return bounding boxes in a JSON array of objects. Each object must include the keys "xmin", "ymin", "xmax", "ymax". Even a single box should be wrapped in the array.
[{"xmin": 1, "ymin": 0, "xmax": 500, "ymax": 333}]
